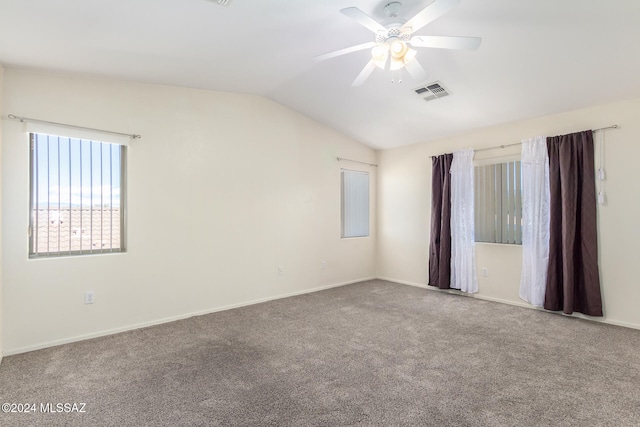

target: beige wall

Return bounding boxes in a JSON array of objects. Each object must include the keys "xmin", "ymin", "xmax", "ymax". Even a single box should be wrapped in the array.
[
  {"xmin": 377, "ymin": 97, "xmax": 640, "ymax": 329},
  {"xmin": 0, "ymin": 64, "xmax": 4, "ymax": 363},
  {"xmin": 1, "ymin": 69, "xmax": 377, "ymax": 355},
  {"xmin": 3, "ymin": 68, "xmax": 638, "ymax": 356}
]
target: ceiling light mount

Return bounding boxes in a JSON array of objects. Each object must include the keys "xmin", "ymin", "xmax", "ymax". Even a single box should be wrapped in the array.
[{"xmin": 384, "ymin": 2, "xmax": 403, "ymax": 18}]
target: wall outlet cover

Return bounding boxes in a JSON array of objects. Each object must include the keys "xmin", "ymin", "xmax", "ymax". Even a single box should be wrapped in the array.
[{"xmin": 84, "ymin": 291, "xmax": 95, "ymax": 304}]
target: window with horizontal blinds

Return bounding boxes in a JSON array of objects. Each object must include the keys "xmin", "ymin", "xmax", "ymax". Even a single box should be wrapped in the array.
[
  {"xmin": 474, "ymin": 161, "xmax": 522, "ymax": 244},
  {"xmin": 341, "ymin": 169, "xmax": 369, "ymax": 238},
  {"xmin": 29, "ymin": 133, "xmax": 126, "ymax": 257}
]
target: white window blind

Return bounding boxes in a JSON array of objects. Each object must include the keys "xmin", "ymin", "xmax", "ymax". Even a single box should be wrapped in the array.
[
  {"xmin": 474, "ymin": 161, "xmax": 522, "ymax": 244},
  {"xmin": 341, "ymin": 169, "xmax": 369, "ymax": 238}
]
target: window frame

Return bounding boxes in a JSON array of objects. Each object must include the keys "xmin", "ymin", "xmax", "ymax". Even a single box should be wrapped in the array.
[{"xmin": 28, "ymin": 132, "xmax": 127, "ymax": 258}]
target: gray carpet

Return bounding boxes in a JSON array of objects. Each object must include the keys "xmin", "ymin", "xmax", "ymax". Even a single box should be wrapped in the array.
[{"xmin": 1, "ymin": 279, "xmax": 639, "ymax": 426}]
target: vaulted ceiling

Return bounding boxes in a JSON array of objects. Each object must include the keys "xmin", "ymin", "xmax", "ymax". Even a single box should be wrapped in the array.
[{"xmin": 1, "ymin": 0, "xmax": 640, "ymax": 149}]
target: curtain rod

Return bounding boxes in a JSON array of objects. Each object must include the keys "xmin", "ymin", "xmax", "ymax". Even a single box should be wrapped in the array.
[
  {"xmin": 7, "ymin": 114, "xmax": 142, "ymax": 139},
  {"xmin": 430, "ymin": 125, "xmax": 618, "ymax": 158},
  {"xmin": 337, "ymin": 157, "xmax": 378, "ymax": 167}
]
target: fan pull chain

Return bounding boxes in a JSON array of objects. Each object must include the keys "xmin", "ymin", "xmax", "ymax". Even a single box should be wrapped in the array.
[{"xmin": 390, "ymin": 69, "xmax": 403, "ymax": 84}]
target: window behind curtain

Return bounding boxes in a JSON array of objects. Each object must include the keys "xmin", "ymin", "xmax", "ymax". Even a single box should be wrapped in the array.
[
  {"xmin": 29, "ymin": 133, "xmax": 126, "ymax": 257},
  {"xmin": 341, "ymin": 169, "xmax": 369, "ymax": 238},
  {"xmin": 474, "ymin": 161, "xmax": 522, "ymax": 244}
]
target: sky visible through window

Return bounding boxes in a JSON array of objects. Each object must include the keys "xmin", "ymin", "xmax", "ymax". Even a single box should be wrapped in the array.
[{"xmin": 32, "ymin": 133, "xmax": 121, "ymax": 209}]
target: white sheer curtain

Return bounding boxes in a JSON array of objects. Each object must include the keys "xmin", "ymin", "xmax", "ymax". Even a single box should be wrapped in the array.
[
  {"xmin": 450, "ymin": 149, "xmax": 478, "ymax": 293},
  {"xmin": 519, "ymin": 136, "xmax": 550, "ymax": 307}
]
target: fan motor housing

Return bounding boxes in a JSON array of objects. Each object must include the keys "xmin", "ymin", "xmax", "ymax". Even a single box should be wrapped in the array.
[{"xmin": 376, "ymin": 27, "xmax": 411, "ymax": 44}]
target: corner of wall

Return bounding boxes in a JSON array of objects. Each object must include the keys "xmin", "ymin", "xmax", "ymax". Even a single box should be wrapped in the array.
[
  {"xmin": 373, "ymin": 148, "xmax": 382, "ymax": 278},
  {"xmin": 0, "ymin": 63, "xmax": 5, "ymax": 364}
]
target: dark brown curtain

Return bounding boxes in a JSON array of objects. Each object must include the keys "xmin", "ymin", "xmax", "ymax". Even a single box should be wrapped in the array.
[
  {"xmin": 545, "ymin": 130, "xmax": 603, "ymax": 316},
  {"xmin": 428, "ymin": 154, "xmax": 453, "ymax": 289}
]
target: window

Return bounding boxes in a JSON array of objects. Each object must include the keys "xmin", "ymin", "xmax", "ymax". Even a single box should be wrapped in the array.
[
  {"xmin": 474, "ymin": 161, "xmax": 522, "ymax": 244},
  {"xmin": 341, "ymin": 169, "xmax": 369, "ymax": 238},
  {"xmin": 29, "ymin": 133, "xmax": 126, "ymax": 257}
]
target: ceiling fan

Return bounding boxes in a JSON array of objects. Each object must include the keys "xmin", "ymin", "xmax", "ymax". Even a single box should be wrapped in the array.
[{"xmin": 315, "ymin": 0, "xmax": 481, "ymax": 86}]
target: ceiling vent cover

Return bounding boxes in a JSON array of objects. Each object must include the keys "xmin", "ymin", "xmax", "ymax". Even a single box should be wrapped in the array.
[
  {"xmin": 213, "ymin": 0, "xmax": 233, "ymax": 6},
  {"xmin": 414, "ymin": 81, "xmax": 450, "ymax": 102}
]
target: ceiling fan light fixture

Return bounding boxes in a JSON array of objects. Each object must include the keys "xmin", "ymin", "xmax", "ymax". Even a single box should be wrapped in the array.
[
  {"xmin": 390, "ymin": 56, "xmax": 404, "ymax": 71},
  {"xmin": 322, "ymin": 0, "xmax": 481, "ymax": 86},
  {"xmin": 403, "ymin": 48, "xmax": 417, "ymax": 65},
  {"xmin": 371, "ymin": 44, "xmax": 389, "ymax": 69},
  {"xmin": 390, "ymin": 40, "xmax": 408, "ymax": 58}
]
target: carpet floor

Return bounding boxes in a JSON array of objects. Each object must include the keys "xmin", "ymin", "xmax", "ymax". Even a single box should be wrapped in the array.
[{"xmin": 1, "ymin": 279, "xmax": 639, "ymax": 426}]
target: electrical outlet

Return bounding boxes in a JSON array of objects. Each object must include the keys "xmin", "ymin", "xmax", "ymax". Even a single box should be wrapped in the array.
[
  {"xmin": 84, "ymin": 290, "xmax": 95, "ymax": 304},
  {"xmin": 321, "ymin": 260, "xmax": 327, "ymax": 270},
  {"xmin": 277, "ymin": 267, "xmax": 284, "ymax": 276},
  {"xmin": 481, "ymin": 268, "xmax": 488, "ymax": 277}
]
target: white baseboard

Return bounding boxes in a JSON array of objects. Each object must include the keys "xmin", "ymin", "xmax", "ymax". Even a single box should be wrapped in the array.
[
  {"xmin": 377, "ymin": 276, "xmax": 640, "ymax": 331},
  {"xmin": 6, "ymin": 275, "xmax": 637, "ymax": 357},
  {"xmin": 4, "ymin": 277, "xmax": 376, "ymax": 357}
]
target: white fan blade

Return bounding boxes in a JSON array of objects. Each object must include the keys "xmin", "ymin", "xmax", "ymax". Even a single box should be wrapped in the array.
[
  {"xmin": 352, "ymin": 60, "xmax": 377, "ymax": 86},
  {"xmin": 402, "ymin": 0, "xmax": 460, "ymax": 34},
  {"xmin": 404, "ymin": 59, "xmax": 429, "ymax": 82},
  {"xmin": 410, "ymin": 35, "xmax": 481, "ymax": 50},
  {"xmin": 341, "ymin": 7, "xmax": 386, "ymax": 33},
  {"xmin": 314, "ymin": 42, "xmax": 377, "ymax": 62}
]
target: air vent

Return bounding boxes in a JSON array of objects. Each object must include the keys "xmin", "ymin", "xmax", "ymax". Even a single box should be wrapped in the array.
[
  {"xmin": 213, "ymin": 0, "xmax": 232, "ymax": 6},
  {"xmin": 413, "ymin": 81, "xmax": 451, "ymax": 102}
]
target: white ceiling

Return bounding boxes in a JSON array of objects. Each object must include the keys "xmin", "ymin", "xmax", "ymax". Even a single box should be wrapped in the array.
[{"xmin": 1, "ymin": 0, "xmax": 639, "ymax": 149}]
